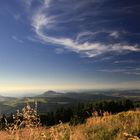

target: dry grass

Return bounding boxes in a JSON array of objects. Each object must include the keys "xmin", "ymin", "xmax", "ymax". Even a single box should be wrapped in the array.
[{"xmin": 0, "ymin": 110, "xmax": 140, "ymax": 140}]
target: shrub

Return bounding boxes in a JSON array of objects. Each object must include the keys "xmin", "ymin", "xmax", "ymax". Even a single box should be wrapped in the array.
[{"xmin": 6, "ymin": 102, "xmax": 40, "ymax": 133}]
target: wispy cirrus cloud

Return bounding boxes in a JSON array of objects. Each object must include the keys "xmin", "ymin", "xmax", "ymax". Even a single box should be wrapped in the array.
[
  {"xmin": 109, "ymin": 31, "xmax": 120, "ymax": 39},
  {"xmin": 22, "ymin": 0, "xmax": 33, "ymax": 9},
  {"xmin": 99, "ymin": 67, "xmax": 140, "ymax": 76},
  {"xmin": 114, "ymin": 60, "xmax": 139, "ymax": 64},
  {"xmin": 12, "ymin": 36, "xmax": 24, "ymax": 43},
  {"xmin": 55, "ymin": 48, "xmax": 65, "ymax": 54},
  {"xmin": 30, "ymin": 0, "xmax": 140, "ymax": 57}
]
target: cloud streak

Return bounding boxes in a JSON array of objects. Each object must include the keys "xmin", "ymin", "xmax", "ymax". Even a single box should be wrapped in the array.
[
  {"xmin": 114, "ymin": 60, "xmax": 139, "ymax": 64},
  {"xmin": 99, "ymin": 67, "xmax": 140, "ymax": 76},
  {"xmin": 31, "ymin": 0, "xmax": 140, "ymax": 57},
  {"xmin": 12, "ymin": 36, "xmax": 24, "ymax": 43},
  {"xmin": 22, "ymin": 0, "xmax": 33, "ymax": 9}
]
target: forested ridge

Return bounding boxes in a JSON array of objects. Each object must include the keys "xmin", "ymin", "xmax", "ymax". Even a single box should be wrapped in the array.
[{"xmin": 0, "ymin": 99, "xmax": 135, "ymax": 129}]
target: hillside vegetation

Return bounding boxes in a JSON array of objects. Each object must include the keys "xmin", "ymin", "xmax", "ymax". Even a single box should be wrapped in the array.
[{"xmin": 0, "ymin": 110, "xmax": 140, "ymax": 140}]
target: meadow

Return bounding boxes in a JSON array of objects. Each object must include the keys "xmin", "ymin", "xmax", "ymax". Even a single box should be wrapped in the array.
[{"xmin": 0, "ymin": 110, "xmax": 139, "ymax": 140}]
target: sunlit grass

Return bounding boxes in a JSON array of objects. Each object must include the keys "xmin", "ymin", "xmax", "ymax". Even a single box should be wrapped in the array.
[{"xmin": 0, "ymin": 110, "xmax": 140, "ymax": 140}]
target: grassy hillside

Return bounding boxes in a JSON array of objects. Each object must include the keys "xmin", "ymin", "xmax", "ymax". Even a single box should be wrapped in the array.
[{"xmin": 0, "ymin": 110, "xmax": 140, "ymax": 140}]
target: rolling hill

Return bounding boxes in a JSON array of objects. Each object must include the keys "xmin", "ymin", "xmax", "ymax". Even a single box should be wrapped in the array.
[{"xmin": 0, "ymin": 90, "xmax": 140, "ymax": 115}]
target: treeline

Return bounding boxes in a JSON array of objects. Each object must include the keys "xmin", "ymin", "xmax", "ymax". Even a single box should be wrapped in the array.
[
  {"xmin": 0, "ymin": 99, "xmax": 134, "ymax": 130},
  {"xmin": 40, "ymin": 99, "xmax": 134, "ymax": 126}
]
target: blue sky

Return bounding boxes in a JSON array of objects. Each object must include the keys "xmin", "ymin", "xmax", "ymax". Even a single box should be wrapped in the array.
[{"xmin": 0, "ymin": 0, "xmax": 140, "ymax": 94}]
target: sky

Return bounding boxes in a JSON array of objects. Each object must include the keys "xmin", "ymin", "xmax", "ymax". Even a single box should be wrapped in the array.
[{"xmin": 0, "ymin": 0, "xmax": 140, "ymax": 95}]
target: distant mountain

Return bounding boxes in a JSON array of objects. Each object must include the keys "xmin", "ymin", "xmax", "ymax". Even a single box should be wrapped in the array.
[
  {"xmin": 0, "ymin": 95, "xmax": 6, "ymax": 102},
  {"xmin": 102, "ymin": 90, "xmax": 140, "ymax": 101},
  {"xmin": 117, "ymin": 92, "xmax": 140, "ymax": 97},
  {"xmin": 0, "ymin": 95, "xmax": 15, "ymax": 102},
  {"xmin": 37, "ymin": 91, "xmax": 121, "ymax": 102},
  {"xmin": 0, "ymin": 90, "xmax": 140, "ymax": 115},
  {"xmin": 62, "ymin": 92, "xmax": 120, "ymax": 101},
  {"xmin": 37, "ymin": 90, "xmax": 63, "ymax": 97}
]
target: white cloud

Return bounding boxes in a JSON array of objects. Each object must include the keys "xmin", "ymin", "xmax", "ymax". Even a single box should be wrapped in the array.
[
  {"xmin": 12, "ymin": 36, "xmax": 24, "ymax": 43},
  {"xmin": 23, "ymin": 0, "xmax": 33, "ymax": 8},
  {"xmin": 76, "ymin": 31, "xmax": 100, "ymax": 43},
  {"xmin": 109, "ymin": 31, "xmax": 120, "ymax": 39},
  {"xmin": 30, "ymin": 0, "xmax": 140, "ymax": 58},
  {"xmin": 99, "ymin": 67, "xmax": 140, "ymax": 76},
  {"xmin": 114, "ymin": 60, "xmax": 136, "ymax": 64},
  {"xmin": 55, "ymin": 48, "xmax": 65, "ymax": 54}
]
